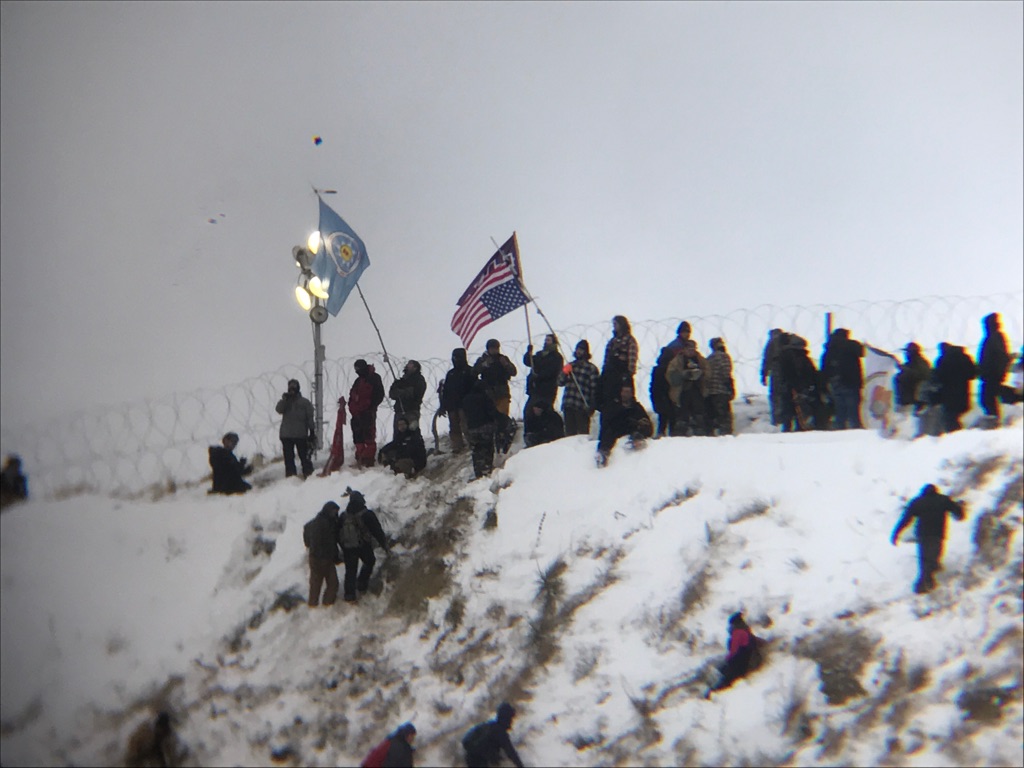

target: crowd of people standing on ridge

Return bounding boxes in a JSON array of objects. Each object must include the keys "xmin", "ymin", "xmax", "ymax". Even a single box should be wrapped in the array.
[{"xmin": 199, "ymin": 310, "xmax": 1021, "ymax": 493}]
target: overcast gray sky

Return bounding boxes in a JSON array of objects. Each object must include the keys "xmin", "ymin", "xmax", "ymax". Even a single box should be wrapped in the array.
[{"xmin": 2, "ymin": 1, "xmax": 1021, "ymax": 428}]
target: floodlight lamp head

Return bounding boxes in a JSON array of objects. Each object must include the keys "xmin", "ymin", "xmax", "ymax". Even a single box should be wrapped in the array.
[
  {"xmin": 294, "ymin": 282, "xmax": 312, "ymax": 311},
  {"xmin": 292, "ymin": 245, "xmax": 313, "ymax": 271}
]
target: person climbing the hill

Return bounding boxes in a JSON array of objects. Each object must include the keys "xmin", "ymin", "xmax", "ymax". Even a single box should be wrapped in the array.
[
  {"xmin": 362, "ymin": 721, "xmax": 417, "ymax": 768},
  {"xmin": 462, "ymin": 376, "xmax": 502, "ymax": 479},
  {"xmin": 338, "ymin": 489, "xmax": 390, "ymax": 603},
  {"xmin": 208, "ymin": 432, "xmax": 252, "ymax": 495},
  {"xmin": 302, "ymin": 501, "xmax": 341, "ymax": 607},
  {"xmin": 891, "ymin": 483, "xmax": 965, "ymax": 594},
  {"xmin": 706, "ymin": 612, "xmax": 763, "ymax": 697},
  {"xmin": 461, "ymin": 701, "xmax": 524, "ymax": 768}
]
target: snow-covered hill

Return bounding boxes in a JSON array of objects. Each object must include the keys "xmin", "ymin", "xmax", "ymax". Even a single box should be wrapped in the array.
[{"xmin": 2, "ymin": 404, "xmax": 1022, "ymax": 767}]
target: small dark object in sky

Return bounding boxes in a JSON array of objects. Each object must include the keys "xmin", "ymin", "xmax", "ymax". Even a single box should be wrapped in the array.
[
  {"xmin": 207, "ymin": 218, "xmax": 217, "ymax": 224},
  {"xmin": 313, "ymin": 135, "xmax": 323, "ymax": 146},
  {"xmin": 219, "ymin": 213, "xmax": 225, "ymax": 218}
]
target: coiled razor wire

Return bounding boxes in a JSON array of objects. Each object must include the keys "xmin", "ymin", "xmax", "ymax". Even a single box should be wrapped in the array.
[{"xmin": 2, "ymin": 292, "xmax": 1020, "ymax": 499}]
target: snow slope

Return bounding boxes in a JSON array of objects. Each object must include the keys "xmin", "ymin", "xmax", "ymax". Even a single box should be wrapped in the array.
[{"xmin": 1, "ymin": 404, "xmax": 1022, "ymax": 767}]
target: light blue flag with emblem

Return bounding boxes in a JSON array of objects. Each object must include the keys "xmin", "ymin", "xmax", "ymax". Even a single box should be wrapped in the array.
[{"xmin": 311, "ymin": 197, "xmax": 370, "ymax": 316}]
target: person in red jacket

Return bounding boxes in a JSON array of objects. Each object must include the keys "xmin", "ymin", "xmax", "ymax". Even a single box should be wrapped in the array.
[
  {"xmin": 361, "ymin": 722, "xmax": 416, "ymax": 768},
  {"xmin": 707, "ymin": 612, "xmax": 760, "ymax": 696},
  {"xmin": 349, "ymin": 360, "xmax": 385, "ymax": 468}
]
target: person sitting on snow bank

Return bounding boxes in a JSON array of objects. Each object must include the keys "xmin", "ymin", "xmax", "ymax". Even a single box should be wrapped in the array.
[
  {"xmin": 208, "ymin": 432, "xmax": 252, "ymax": 495},
  {"xmin": 706, "ymin": 612, "xmax": 765, "ymax": 697}
]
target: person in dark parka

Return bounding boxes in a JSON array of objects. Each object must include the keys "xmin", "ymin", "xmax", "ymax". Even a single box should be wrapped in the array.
[
  {"xmin": 389, "ymin": 360, "xmax": 427, "ymax": 433},
  {"xmin": 596, "ymin": 384, "xmax": 653, "ymax": 467},
  {"xmin": 208, "ymin": 432, "xmax": 252, "ymax": 495},
  {"xmin": 931, "ymin": 343, "xmax": 978, "ymax": 433},
  {"xmin": 820, "ymin": 328, "xmax": 865, "ymax": 430},
  {"xmin": 462, "ymin": 702, "xmax": 524, "ymax": 768},
  {"xmin": 462, "ymin": 377, "xmax": 502, "ymax": 479},
  {"xmin": 522, "ymin": 333, "xmax": 564, "ymax": 409},
  {"xmin": 378, "ymin": 417, "xmax": 427, "ymax": 478},
  {"xmin": 978, "ymin": 312, "xmax": 1010, "ymax": 422},
  {"xmin": 1, "ymin": 454, "xmax": 29, "ymax": 509},
  {"xmin": 522, "ymin": 399, "xmax": 565, "ymax": 448},
  {"xmin": 337, "ymin": 490, "xmax": 390, "ymax": 602},
  {"xmin": 891, "ymin": 483, "xmax": 965, "ymax": 594},
  {"xmin": 362, "ymin": 721, "xmax": 417, "ymax": 768},
  {"xmin": 439, "ymin": 348, "xmax": 477, "ymax": 453},
  {"xmin": 473, "ymin": 339, "xmax": 518, "ymax": 417},
  {"xmin": 776, "ymin": 334, "xmax": 821, "ymax": 432},
  {"xmin": 894, "ymin": 343, "xmax": 932, "ymax": 413},
  {"xmin": 303, "ymin": 501, "xmax": 341, "ymax": 607}
]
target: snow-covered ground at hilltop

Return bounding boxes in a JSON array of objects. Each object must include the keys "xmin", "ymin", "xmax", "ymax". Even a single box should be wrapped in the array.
[{"xmin": 2, "ymin": 405, "xmax": 1022, "ymax": 767}]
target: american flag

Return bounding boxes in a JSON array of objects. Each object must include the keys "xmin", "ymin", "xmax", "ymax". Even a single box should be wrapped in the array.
[{"xmin": 451, "ymin": 234, "xmax": 530, "ymax": 348}]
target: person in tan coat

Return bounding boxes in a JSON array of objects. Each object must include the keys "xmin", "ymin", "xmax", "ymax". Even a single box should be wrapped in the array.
[{"xmin": 666, "ymin": 339, "xmax": 708, "ymax": 436}]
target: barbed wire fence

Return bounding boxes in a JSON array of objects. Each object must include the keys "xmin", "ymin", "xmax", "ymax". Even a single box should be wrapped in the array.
[{"xmin": 2, "ymin": 292, "xmax": 1020, "ymax": 499}]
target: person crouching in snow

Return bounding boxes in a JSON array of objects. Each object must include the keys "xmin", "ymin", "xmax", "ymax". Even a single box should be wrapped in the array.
[
  {"xmin": 595, "ymin": 383, "xmax": 653, "ymax": 468},
  {"xmin": 706, "ymin": 612, "xmax": 763, "ymax": 696}
]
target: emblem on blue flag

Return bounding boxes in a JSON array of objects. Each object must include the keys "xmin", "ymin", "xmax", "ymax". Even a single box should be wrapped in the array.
[{"xmin": 311, "ymin": 197, "xmax": 370, "ymax": 316}]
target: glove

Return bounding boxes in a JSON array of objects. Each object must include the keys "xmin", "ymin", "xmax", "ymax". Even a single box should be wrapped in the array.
[{"xmin": 563, "ymin": 363, "xmax": 573, "ymax": 375}]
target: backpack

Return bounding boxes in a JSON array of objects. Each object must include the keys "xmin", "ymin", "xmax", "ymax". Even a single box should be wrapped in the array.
[
  {"xmin": 339, "ymin": 510, "xmax": 367, "ymax": 549},
  {"xmin": 360, "ymin": 737, "xmax": 391, "ymax": 768},
  {"xmin": 461, "ymin": 721, "xmax": 491, "ymax": 754}
]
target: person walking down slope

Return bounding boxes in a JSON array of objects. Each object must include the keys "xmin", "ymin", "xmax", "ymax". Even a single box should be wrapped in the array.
[
  {"xmin": 891, "ymin": 483, "xmax": 965, "ymax": 594},
  {"xmin": 461, "ymin": 702, "xmax": 525, "ymax": 768},
  {"xmin": 362, "ymin": 722, "xmax": 417, "ymax": 768},
  {"xmin": 276, "ymin": 378, "xmax": 316, "ymax": 478},
  {"xmin": 473, "ymin": 339, "xmax": 518, "ymax": 417},
  {"xmin": 303, "ymin": 501, "xmax": 341, "ymax": 607},
  {"xmin": 706, "ymin": 612, "xmax": 764, "ymax": 697},
  {"xmin": 522, "ymin": 333, "xmax": 563, "ymax": 409},
  {"xmin": 338, "ymin": 490, "xmax": 390, "ymax": 603},
  {"xmin": 389, "ymin": 360, "xmax": 427, "ymax": 434},
  {"xmin": 977, "ymin": 312, "xmax": 1011, "ymax": 424},
  {"xmin": 208, "ymin": 432, "xmax": 252, "ymax": 495},
  {"xmin": 350, "ymin": 360, "xmax": 385, "ymax": 468}
]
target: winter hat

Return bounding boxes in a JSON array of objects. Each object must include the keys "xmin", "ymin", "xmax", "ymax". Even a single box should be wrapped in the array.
[
  {"xmin": 486, "ymin": 338, "xmax": 500, "ymax": 350},
  {"xmin": 344, "ymin": 488, "xmax": 366, "ymax": 510},
  {"xmin": 496, "ymin": 702, "xmax": 516, "ymax": 726},
  {"xmin": 395, "ymin": 722, "xmax": 417, "ymax": 738},
  {"xmin": 709, "ymin": 337, "xmax": 723, "ymax": 352},
  {"xmin": 223, "ymin": 432, "xmax": 239, "ymax": 443},
  {"xmin": 452, "ymin": 347, "xmax": 468, "ymax": 365},
  {"xmin": 677, "ymin": 321, "xmax": 691, "ymax": 336},
  {"xmin": 322, "ymin": 501, "xmax": 340, "ymax": 515},
  {"xmin": 354, "ymin": 359, "xmax": 368, "ymax": 374},
  {"xmin": 903, "ymin": 342, "xmax": 921, "ymax": 353},
  {"xmin": 575, "ymin": 340, "xmax": 591, "ymax": 358},
  {"xmin": 288, "ymin": 378, "xmax": 301, "ymax": 390},
  {"xmin": 728, "ymin": 611, "xmax": 744, "ymax": 626}
]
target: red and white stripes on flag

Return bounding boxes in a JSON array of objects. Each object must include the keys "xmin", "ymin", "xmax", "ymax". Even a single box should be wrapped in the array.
[{"xmin": 450, "ymin": 234, "xmax": 530, "ymax": 349}]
